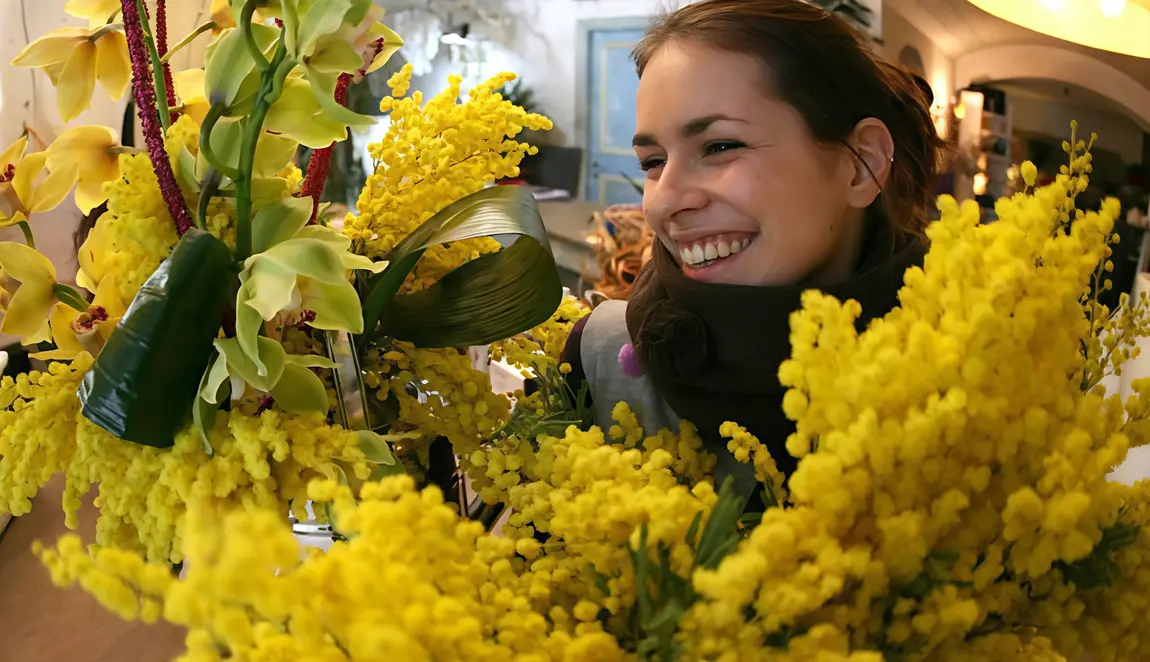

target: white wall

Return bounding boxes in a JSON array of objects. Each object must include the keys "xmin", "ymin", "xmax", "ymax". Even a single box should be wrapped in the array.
[
  {"xmin": 882, "ymin": 6, "xmax": 953, "ymax": 110},
  {"xmin": 1008, "ymin": 94, "xmax": 1143, "ymax": 166}
]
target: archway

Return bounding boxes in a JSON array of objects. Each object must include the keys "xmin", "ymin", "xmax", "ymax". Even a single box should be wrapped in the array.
[{"xmin": 955, "ymin": 44, "xmax": 1150, "ymax": 130}]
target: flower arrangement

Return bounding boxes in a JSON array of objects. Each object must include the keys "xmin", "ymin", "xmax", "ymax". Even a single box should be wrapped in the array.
[
  {"xmin": 3, "ymin": 3, "xmax": 1150, "ymax": 662},
  {"xmin": 1, "ymin": 0, "xmax": 556, "ymax": 563}
]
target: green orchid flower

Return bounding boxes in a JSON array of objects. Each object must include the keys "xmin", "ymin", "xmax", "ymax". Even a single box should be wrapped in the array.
[
  {"xmin": 234, "ymin": 197, "xmax": 385, "ymax": 377},
  {"xmin": 276, "ymin": 0, "xmax": 403, "ymax": 128}
]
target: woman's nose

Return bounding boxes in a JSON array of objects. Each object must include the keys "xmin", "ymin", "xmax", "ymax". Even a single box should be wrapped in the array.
[{"xmin": 645, "ymin": 161, "xmax": 707, "ymax": 220}]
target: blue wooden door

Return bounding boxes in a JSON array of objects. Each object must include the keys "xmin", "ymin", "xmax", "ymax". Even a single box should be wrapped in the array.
[{"xmin": 585, "ymin": 25, "xmax": 647, "ymax": 205}]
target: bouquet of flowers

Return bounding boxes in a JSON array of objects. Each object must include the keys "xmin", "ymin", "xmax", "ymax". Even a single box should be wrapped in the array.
[{"xmin": 4, "ymin": 3, "xmax": 1150, "ymax": 661}]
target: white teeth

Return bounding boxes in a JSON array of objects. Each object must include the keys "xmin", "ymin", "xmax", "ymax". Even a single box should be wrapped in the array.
[
  {"xmin": 730, "ymin": 240, "xmax": 742, "ymax": 254},
  {"xmin": 681, "ymin": 247, "xmax": 693, "ymax": 263},
  {"xmin": 717, "ymin": 241, "xmax": 731, "ymax": 258},
  {"xmin": 704, "ymin": 243, "xmax": 718, "ymax": 260},
  {"xmin": 691, "ymin": 244, "xmax": 705, "ymax": 264}
]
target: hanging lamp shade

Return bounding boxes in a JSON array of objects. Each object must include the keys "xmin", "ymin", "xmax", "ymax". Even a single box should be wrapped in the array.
[{"xmin": 966, "ymin": 0, "xmax": 1150, "ymax": 58}]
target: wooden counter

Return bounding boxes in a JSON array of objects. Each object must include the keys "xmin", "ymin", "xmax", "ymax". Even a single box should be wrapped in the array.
[{"xmin": 0, "ymin": 476, "xmax": 186, "ymax": 662}]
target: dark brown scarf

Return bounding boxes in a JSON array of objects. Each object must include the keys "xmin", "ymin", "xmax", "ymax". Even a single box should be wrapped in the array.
[{"xmin": 626, "ymin": 222, "xmax": 926, "ymax": 478}]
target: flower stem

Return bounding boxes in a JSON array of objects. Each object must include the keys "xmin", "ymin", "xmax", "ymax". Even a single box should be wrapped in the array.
[
  {"xmin": 16, "ymin": 220, "xmax": 35, "ymax": 249},
  {"xmin": 234, "ymin": 35, "xmax": 292, "ymax": 261},
  {"xmin": 240, "ymin": 0, "xmax": 269, "ymax": 72},
  {"xmin": 53, "ymin": 283, "xmax": 90, "ymax": 313},
  {"xmin": 199, "ymin": 104, "xmax": 241, "ymax": 181},
  {"xmin": 161, "ymin": 21, "xmax": 217, "ymax": 64},
  {"xmin": 121, "ymin": 0, "xmax": 193, "ymax": 235},
  {"xmin": 133, "ymin": 0, "xmax": 171, "ymax": 132}
]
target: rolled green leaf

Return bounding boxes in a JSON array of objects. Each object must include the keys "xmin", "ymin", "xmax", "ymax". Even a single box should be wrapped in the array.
[
  {"xmin": 79, "ymin": 228, "xmax": 234, "ymax": 448},
  {"xmin": 360, "ymin": 186, "xmax": 563, "ymax": 348}
]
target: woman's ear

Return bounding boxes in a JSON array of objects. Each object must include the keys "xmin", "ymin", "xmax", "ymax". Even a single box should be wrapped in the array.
[{"xmin": 846, "ymin": 118, "xmax": 895, "ymax": 209}]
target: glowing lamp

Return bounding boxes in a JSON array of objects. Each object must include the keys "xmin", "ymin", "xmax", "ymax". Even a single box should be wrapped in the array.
[{"xmin": 967, "ymin": 0, "xmax": 1150, "ymax": 58}]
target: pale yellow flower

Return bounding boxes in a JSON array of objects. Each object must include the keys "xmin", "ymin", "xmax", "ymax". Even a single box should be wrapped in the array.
[
  {"xmin": 0, "ymin": 135, "xmax": 76, "ymax": 227},
  {"xmin": 64, "ymin": 0, "xmax": 122, "ymax": 28},
  {"xmin": 0, "ymin": 242, "xmax": 58, "ymax": 344},
  {"xmin": 12, "ymin": 25, "xmax": 130, "ymax": 121},
  {"xmin": 32, "ymin": 277, "xmax": 126, "ymax": 361},
  {"xmin": 172, "ymin": 69, "xmax": 210, "ymax": 126},
  {"xmin": 45, "ymin": 125, "xmax": 122, "ymax": 215}
]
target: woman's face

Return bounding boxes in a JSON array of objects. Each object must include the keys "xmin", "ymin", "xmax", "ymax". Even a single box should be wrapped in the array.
[{"xmin": 634, "ymin": 42, "xmax": 872, "ymax": 287}]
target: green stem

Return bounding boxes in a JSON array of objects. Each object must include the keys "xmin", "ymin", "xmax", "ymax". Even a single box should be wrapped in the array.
[
  {"xmin": 160, "ymin": 20, "xmax": 217, "ymax": 64},
  {"xmin": 240, "ymin": 0, "xmax": 269, "ymax": 72},
  {"xmin": 53, "ymin": 283, "xmax": 89, "ymax": 313},
  {"xmin": 234, "ymin": 38, "xmax": 291, "ymax": 261},
  {"xmin": 134, "ymin": 0, "xmax": 172, "ymax": 132},
  {"xmin": 16, "ymin": 220, "xmax": 35, "ymax": 249},
  {"xmin": 199, "ymin": 103, "xmax": 240, "ymax": 181}
]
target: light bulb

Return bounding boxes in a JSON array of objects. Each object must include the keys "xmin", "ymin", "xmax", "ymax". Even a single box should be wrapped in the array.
[{"xmin": 1100, "ymin": 0, "xmax": 1126, "ymax": 18}]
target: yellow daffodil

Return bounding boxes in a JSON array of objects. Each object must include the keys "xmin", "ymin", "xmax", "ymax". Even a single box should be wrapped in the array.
[
  {"xmin": 64, "ymin": 0, "xmax": 121, "ymax": 28},
  {"xmin": 0, "ymin": 242, "xmax": 59, "ymax": 344},
  {"xmin": 0, "ymin": 135, "xmax": 77, "ymax": 227},
  {"xmin": 12, "ymin": 25, "xmax": 130, "ymax": 122},
  {"xmin": 32, "ymin": 276, "xmax": 125, "ymax": 361},
  {"xmin": 45, "ymin": 125, "xmax": 122, "ymax": 215},
  {"xmin": 172, "ymin": 69, "xmax": 210, "ymax": 126}
]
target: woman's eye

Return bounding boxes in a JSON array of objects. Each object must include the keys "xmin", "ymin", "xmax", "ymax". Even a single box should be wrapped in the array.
[
  {"xmin": 639, "ymin": 157, "xmax": 665, "ymax": 172},
  {"xmin": 704, "ymin": 141, "xmax": 746, "ymax": 156}
]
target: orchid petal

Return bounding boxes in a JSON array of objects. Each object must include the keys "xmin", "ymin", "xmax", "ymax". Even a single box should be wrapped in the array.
[
  {"xmin": 57, "ymin": 41, "xmax": 98, "ymax": 122},
  {"xmin": 268, "ymin": 363, "xmax": 329, "ymax": 413},
  {"xmin": 252, "ymin": 197, "xmax": 313, "ymax": 254},
  {"xmin": 95, "ymin": 30, "xmax": 131, "ymax": 101}
]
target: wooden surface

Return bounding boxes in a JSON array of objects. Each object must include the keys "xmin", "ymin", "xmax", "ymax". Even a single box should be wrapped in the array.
[{"xmin": 0, "ymin": 476, "xmax": 186, "ymax": 662}]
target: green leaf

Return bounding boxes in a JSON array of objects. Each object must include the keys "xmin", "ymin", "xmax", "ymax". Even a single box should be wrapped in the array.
[
  {"xmin": 361, "ymin": 186, "xmax": 562, "ymax": 349},
  {"xmin": 269, "ymin": 362, "xmax": 329, "ymax": 413},
  {"xmin": 252, "ymin": 197, "xmax": 313, "ymax": 254},
  {"xmin": 79, "ymin": 229, "xmax": 234, "ymax": 448},
  {"xmin": 356, "ymin": 429, "xmax": 396, "ymax": 465},
  {"xmin": 694, "ymin": 476, "xmax": 749, "ymax": 570}
]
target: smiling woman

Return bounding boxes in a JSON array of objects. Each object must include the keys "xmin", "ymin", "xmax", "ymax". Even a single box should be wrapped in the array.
[{"xmin": 564, "ymin": 0, "xmax": 945, "ymax": 500}]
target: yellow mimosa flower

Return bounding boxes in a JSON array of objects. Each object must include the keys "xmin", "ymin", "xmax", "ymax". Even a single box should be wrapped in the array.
[
  {"xmin": 45, "ymin": 125, "xmax": 122, "ymax": 215},
  {"xmin": 172, "ymin": 69, "xmax": 210, "ymax": 126},
  {"xmin": 64, "ymin": 0, "xmax": 122, "ymax": 28},
  {"xmin": 12, "ymin": 25, "xmax": 130, "ymax": 122},
  {"xmin": 32, "ymin": 277, "xmax": 125, "ymax": 361},
  {"xmin": 0, "ymin": 242, "xmax": 58, "ymax": 344}
]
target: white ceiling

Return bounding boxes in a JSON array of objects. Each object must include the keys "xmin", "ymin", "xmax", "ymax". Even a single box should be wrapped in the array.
[{"xmin": 887, "ymin": 0, "xmax": 1150, "ymax": 86}]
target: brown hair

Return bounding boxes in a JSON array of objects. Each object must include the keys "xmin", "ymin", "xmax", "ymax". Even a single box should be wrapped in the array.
[{"xmin": 633, "ymin": 0, "xmax": 945, "ymax": 237}]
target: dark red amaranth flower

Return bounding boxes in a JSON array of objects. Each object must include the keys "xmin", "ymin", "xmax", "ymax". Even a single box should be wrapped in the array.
[
  {"xmin": 120, "ymin": 0, "xmax": 193, "ymax": 235},
  {"xmin": 299, "ymin": 37, "xmax": 387, "ymax": 224},
  {"xmin": 0, "ymin": 163, "xmax": 15, "ymax": 184},
  {"xmin": 155, "ymin": 0, "xmax": 179, "ymax": 125}
]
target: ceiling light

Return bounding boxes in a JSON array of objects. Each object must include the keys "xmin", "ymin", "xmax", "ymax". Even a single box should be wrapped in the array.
[{"xmin": 968, "ymin": 0, "xmax": 1150, "ymax": 58}]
